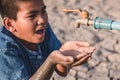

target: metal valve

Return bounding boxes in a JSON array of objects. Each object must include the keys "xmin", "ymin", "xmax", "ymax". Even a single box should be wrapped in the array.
[{"xmin": 63, "ymin": 9, "xmax": 120, "ymax": 30}]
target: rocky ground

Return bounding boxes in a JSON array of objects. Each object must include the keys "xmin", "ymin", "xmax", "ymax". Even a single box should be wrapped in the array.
[
  {"xmin": 44, "ymin": 0, "xmax": 120, "ymax": 80},
  {"xmin": 1, "ymin": 0, "xmax": 120, "ymax": 80}
]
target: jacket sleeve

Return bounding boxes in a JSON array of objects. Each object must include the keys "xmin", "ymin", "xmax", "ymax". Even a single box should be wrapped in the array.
[
  {"xmin": 0, "ymin": 47, "xmax": 30, "ymax": 80},
  {"xmin": 47, "ymin": 24, "xmax": 62, "ymax": 51}
]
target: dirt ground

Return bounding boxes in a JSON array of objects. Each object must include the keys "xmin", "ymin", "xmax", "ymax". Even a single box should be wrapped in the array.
[
  {"xmin": 0, "ymin": 0, "xmax": 120, "ymax": 80},
  {"xmin": 44, "ymin": 0, "xmax": 120, "ymax": 80}
]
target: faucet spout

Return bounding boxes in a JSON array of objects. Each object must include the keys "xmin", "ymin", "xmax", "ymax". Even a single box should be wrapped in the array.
[{"xmin": 75, "ymin": 18, "xmax": 94, "ymax": 28}]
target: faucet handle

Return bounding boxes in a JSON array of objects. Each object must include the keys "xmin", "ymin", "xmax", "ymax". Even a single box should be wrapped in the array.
[{"xmin": 63, "ymin": 9, "xmax": 89, "ymax": 19}]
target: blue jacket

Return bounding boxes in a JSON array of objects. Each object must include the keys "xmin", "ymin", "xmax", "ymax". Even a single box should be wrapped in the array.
[{"xmin": 0, "ymin": 24, "xmax": 61, "ymax": 80}]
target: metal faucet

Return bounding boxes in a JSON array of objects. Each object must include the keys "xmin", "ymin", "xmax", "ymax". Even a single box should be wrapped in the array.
[{"xmin": 63, "ymin": 9, "xmax": 120, "ymax": 30}]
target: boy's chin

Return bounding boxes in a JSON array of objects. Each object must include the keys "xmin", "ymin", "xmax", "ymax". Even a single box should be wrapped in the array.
[
  {"xmin": 36, "ymin": 37, "xmax": 45, "ymax": 43},
  {"xmin": 28, "ymin": 36, "xmax": 45, "ymax": 44}
]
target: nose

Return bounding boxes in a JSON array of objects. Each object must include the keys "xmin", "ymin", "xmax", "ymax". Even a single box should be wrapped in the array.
[{"xmin": 37, "ymin": 15, "xmax": 48, "ymax": 25}]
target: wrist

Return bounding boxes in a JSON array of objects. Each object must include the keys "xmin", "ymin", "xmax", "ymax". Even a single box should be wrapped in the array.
[
  {"xmin": 47, "ymin": 54, "xmax": 56, "ymax": 66},
  {"xmin": 49, "ymin": 50, "xmax": 62, "ymax": 65}
]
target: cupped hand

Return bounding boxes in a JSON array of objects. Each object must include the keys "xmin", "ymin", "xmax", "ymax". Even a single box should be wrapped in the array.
[
  {"xmin": 60, "ymin": 41, "xmax": 95, "ymax": 57},
  {"xmin": 59, "ymin": 41, "xmax": 95, "ymax": 67},
  {"xmin": 52, "ymin": 41, "xmax": 95, "ymax": 76},
  {"xmin": 49, "ymin": 50, "xmax": 74, "ymax": 67},
  {"xmin": 60, "ymin": 41, "xmax": 90, "ymax": 51}
]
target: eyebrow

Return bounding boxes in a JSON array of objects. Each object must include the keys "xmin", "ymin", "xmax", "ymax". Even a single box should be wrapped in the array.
[
  {"xmin": 28, "ymin": 10, "xmax": 38, "ymax": 15},
  {"xmin": 27, "ymin": 5, "xmax": 47, "ymax": 15}
]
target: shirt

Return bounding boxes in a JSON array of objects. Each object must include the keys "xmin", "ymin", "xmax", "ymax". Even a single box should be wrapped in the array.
[{"xmin": 0, "ymin": 24, "xmax": 61, "ymax": 80}]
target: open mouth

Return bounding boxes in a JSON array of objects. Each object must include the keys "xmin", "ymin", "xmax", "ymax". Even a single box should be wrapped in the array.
[{"xmin": 36, "ymin": 29, "xmax": 45, "ymax": 34}]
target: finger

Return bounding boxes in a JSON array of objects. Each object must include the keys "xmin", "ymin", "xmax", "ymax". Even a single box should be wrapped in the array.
[
  {"xmin": 75, "ymin": 41, "xmax": 90, "ymax": 47},
  {"xmin": 58, "ymin": 56, "xmax": 76, "ymax": 67},
  {"xmin": 77, "ymin": 46, "xmax": 95, "ymax": 53},
  {"xmin": 73, "ymin": 52, "xmax": 91, "ymax": 62},
  {"xmin": 59, "ymin": 60, "xmax": 74, "ymax": 67},
  {"xmin": 71, "ymin": 55, "xmax": 90, "ymax": 67},
  {"xmin": 87, "ymin": 52, "xmax": 93, "ymax": 60},
  {"xmin": 51, "ymin": 51, "xmax": 74, "ymax": 64},
  {"xmin": 75, "ymin": 52, "xmax": 88, "ymax": 59},
  {"xmin": 58, "ymin": 56, "xmax": 74, "ymax": 64}
]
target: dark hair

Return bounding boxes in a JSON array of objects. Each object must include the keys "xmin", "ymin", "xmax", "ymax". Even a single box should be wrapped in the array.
[{"xmin": 0, "ymin": 0, "xmax": 31, "ymax": 20}]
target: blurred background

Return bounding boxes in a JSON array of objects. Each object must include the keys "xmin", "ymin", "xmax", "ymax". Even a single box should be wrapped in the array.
[
  {"xmin": 0, "ymin": 0, "xmax": 120, "ymax": 80},
  {"xmin": 44, "ymin": 0, "xmax": 120, "ymax": 80}
]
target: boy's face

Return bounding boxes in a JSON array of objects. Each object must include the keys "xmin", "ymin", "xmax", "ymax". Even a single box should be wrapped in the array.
[{"xmin": 12, "ymin": 0, "xmax": 48, "ymax": 43}]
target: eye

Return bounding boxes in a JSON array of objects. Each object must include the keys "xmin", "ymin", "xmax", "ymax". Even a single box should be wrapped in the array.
[
  {"xmin": 28, "ymin": 14, "xmax": 37, "ymax": 19},
  {"xmin": 41, "ymin": 6, "xmax": 47, "ymax": 14},
  {"xmin": 42, "ymin": 9, "xmax": 47, "ymax": 14}
]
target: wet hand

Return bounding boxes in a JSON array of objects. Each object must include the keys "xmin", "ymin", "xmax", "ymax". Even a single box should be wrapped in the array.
[
  {"xmin": 59, "ymin": 40, "xmax": 95, "ymax": 67},
  {"xmin": 49, "ymin": 50, "xmax": 74, "ymax": 67}
]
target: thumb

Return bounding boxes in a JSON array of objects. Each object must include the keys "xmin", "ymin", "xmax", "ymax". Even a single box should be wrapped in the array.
[
  {"xmin": 66, "ymin": 56, "xmax": 74, "ymax": 62},
  {"xmin": 59, "ymin": 56, "xmax": 74, "ymax": 67}
]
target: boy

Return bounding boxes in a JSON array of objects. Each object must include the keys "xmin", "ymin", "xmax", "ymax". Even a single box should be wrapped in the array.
[{"xmin": 0, "ymin": 0, "xmax": 95, "ymax": 80}]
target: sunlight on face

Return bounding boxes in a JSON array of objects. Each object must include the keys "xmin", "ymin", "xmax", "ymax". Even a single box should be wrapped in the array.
[{"xmin": 13, "ymin": 0, "xmax": 48, "ymax": 44}]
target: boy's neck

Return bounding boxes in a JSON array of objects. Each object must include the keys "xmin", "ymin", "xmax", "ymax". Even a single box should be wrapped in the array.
[{"xmin": 19, "ymin": 39, "xmax": 38, "ymax": 51}]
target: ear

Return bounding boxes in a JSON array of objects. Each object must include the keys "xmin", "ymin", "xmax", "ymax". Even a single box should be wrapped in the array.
[{"xmin": 3, "ymin": 17, "xmax": 16, "ymax": 32}]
